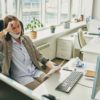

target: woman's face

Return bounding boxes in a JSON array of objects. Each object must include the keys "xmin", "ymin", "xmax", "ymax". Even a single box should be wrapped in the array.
[
  {"xmin": 10, "ymin": 20, "xmax": 21, "ymax": 35},
  {"xmin": 7, "ymin": 20, "xmax": 22, "ymax": 39}
]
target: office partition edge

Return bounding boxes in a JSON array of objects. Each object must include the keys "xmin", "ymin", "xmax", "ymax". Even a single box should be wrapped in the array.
[{"xmin": 0, "ymin": 73, "xmax": 39, "ymax": 100}]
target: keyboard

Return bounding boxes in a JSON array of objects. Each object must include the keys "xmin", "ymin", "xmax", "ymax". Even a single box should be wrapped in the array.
[{"xmin": 56, "ymin": 71, "xmax": 83, "ymax": 93}]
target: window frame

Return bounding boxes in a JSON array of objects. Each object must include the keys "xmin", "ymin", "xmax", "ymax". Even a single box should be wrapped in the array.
[{"xmin": 0, "ymin": 0, "xmax": 93, "ymax": 30}]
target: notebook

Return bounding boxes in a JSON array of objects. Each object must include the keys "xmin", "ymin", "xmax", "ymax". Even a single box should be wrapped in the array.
[{"xmin": 85, "ymin": 70, "xmax": 95, "ymax": 77}]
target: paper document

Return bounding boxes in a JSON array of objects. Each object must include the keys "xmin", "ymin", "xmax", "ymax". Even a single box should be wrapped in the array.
[{"xmin": 45, "ymin": 60, "xmax": 65, "ymax": 78}]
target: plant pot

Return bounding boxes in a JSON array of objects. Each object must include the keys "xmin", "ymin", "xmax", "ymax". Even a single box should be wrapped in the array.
[
  {"xmin": 64, "ymin": 22, "xmax": 70, "ymax": 29},
  {"xmin": 30, "ymin": 31, "xmax": 37, "ymax": 39},
  {"xmin": 50, "ymin": 27, "xmax": 56, "ymax": 33}
]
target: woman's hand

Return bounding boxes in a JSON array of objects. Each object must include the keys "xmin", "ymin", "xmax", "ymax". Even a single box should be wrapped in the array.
[
  {"xmin": 46, "ymin": 61, "xmax": 60, "ymax": 72},
  {"xmin": 5, "ymin": 20, "xmax": 21, "ymax": 34},
  {"xmin": 46, "ymin": 61, "xmax": 56, "ymax": 69},
  {"xmin": 5, "ymin": 21, "xmax": 14, "ymax": 33},
  {"xmin": 43, "ymin": 61, "xmax": 61, "ymax": 80}
]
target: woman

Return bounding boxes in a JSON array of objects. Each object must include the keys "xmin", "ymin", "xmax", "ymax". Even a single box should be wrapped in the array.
[{"xmin": 0, "ymin": 15, "xmax": 58, "ymax": 90}]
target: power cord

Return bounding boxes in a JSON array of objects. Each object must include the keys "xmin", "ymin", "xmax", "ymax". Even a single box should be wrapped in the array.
[{"xmin": 78, "ymin": 82, "xmax": 92, "ymax": 88}]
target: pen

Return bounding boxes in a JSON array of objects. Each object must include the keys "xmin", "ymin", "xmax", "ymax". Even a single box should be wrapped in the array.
[{"xmin": 63, "ymin": 68, "xmax": 72, "ymax": 71}]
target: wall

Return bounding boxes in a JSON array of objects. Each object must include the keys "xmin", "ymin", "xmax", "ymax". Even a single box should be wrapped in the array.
[{"xmin": 92, "ymin": 0, "xmax": 100, "ymax": 20}]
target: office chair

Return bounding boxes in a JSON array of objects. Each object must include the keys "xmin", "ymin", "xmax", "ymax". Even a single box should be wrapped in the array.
[
  {"xmin": 78, "ymin": 28, "xmax": 86, "ymax": 48},
  {"xmin": 73, "ymin": 28, "xmax": 86, "ymax": 60},
  {"xmin": 0, "ymin": 20, "xmax": 4, "ymax": 38},
  {"xmin": 0, "ymin": 20, "xmax": 4, "ymax": 31},
  {"xmin": 77, "ymin": 28, "xmax": 87, "ymax": 59}
]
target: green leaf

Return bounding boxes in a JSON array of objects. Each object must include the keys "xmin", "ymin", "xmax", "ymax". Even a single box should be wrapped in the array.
[{"xmin": 25, "ymin": 17, "xmax": 43, "ymax": 31}]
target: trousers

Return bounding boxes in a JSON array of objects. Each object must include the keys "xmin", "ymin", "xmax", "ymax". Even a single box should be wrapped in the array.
[{"xmin": 25, "ymin": 73, "xmax": 46, "ymax": 90}]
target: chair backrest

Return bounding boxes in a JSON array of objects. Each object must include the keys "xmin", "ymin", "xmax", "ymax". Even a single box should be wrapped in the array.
[
  {"xmin": 78, "ymin": 28, "xmax": 86, "ymax": 48},
  {"xmin": 0, "ymin": 20, "xmax": 4, "ymax": 32}
]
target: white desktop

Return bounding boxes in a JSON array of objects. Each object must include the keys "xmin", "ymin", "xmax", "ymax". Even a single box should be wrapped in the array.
[
  {"xmin": 81, "ymin": 37, "xmax": 100, "ymax": 63},
  {"xmin": 87, "ymin": 19, "xmax": 100, "ymax": 34},
  {"xmin": 32, "ymin": 58, "xmax": 100, "ymax": 100}
]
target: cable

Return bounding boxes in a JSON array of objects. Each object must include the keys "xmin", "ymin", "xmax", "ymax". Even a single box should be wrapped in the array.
[
  {"xmin": 78, "ymin": 82, "xmax": 92, "ymax": 88},
  {"xmin": 78, "ymin": 74, "xmax": 93, "ymax": 88}
]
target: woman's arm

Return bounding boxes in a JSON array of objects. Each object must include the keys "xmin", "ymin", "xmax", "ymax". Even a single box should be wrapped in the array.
[
  {"xmin": 0, "ymin": 32, "xmax": 4, "ymax": 72},
  {"xmin": 23, "ymin": 35, "xmax": 57, "ymax": 70},
  {"xmin": 32, "ymin": 43, "xmax": 57, "ymax": 69}
]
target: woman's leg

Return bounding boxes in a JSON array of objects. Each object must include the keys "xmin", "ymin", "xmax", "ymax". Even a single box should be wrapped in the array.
[
  {"xmin": 35, "ymin": 73, "xmax": 47, "ymax": 83},
  {"xmin": 25, "ymin": 79, "xmax": 40, "ymax": 90},
  {"xmin": 25, "ymin": 72, "xmax": 47, "ymax": 90}
]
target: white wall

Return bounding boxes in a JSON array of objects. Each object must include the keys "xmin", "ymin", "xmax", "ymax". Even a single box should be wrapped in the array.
[{"xmin": 92, "ymin": 0, "xmax": 100, "ymax": 20}]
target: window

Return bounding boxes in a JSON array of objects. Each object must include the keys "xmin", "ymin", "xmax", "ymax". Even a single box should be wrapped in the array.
[
  {"xmin": 21, "ymin": 0, "xmax": 41, "ymax": 27},
  {"xmin": 0, "ymin": 0, "xmax": 93, "ymax": 30},
  {"xmin": 60, "ymin": 0, "xmax": 70, "ymax": 22},
  {"xmin": 45, "ymin": 0, "xmax": 58, "ymax": 26},
  {"xmin": 20, "ymin": 0, "xmax": 71, "ymax": 28},
  {"xmin": 0, "ymin": 0, "xmax": 17, "ymax": 18},
  {"xmin": 6, "ymin": 0, "xmax": 17, "ymax": 16},
  {"xmin": 0, "ymin": 0, "xmax": 2, "ymax": 18},
  {"xmin": 0, "ymin": 0, "xmax": 6, "ymax": 18},
  {"xmin": 71, "ymin": 0, "xmax": 80, "ymax": 19},
  {"xmin": 71, "ymin": 0, "xmax": 93, "ymax": 20},
  {"xmin": 81, "ymin": 0, "xmax": 93, "ymax": 19}
]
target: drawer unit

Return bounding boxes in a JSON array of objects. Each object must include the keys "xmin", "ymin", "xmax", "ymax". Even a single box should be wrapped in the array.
[{"xmin": 56, "ymin": 35, "xmax": 74, "ymax": 60}]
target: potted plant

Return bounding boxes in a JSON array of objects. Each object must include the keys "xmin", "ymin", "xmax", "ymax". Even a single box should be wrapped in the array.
[
  {"xmin": 50, "ymin": 25, "xmax": 56, "ymax": 33},
  {"xmin": 25, "ymin": 17, "xmax": 43, "ymax": 39}
]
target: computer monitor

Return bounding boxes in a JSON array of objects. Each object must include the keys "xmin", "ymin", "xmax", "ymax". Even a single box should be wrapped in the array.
[
  {"xmin": 0, "ymin": 73, "xmax": 38, "ymax": 100},
  {"xmin": 91, "ymin": 56, "xmax": 100, "ymax": 99}
]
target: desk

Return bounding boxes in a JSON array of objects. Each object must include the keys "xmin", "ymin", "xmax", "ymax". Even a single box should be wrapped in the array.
[
  {"xmin": 31, "ymin": 21, "xmax": 86, "ymax": 43},
  {"xmin": 81, "ymin": 37, "xmax": 100, "ymax": 63},
  {"xmin": 32, "ymin": 58, "xmax": 100, "ymax": 100}
]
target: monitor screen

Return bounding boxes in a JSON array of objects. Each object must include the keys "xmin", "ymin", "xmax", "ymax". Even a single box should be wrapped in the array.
[
  {"xmin": 91, "ymin": 56, "xmax": 100, "ymax": 99},
  {"xmin": 0, "ymin": 74, "xmax": 38, "ymax": 100}
]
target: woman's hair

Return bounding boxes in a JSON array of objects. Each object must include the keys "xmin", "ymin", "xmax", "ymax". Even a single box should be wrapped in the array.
[
  {"xmin": 3, "ymin": 15, "xmax": 24, "ymax": 41},
  {"xmin": 4, "ymin": 15, "xmax": 19, "ymax": 28}
]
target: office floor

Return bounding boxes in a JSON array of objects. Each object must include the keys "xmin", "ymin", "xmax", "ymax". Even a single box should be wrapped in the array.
[
  {"xmin": 52, "ymin": 58, "xmax": 68, "ymax": 66},
  {"xmin": 43, "ymin": 58, "xmax": 68, "ymax": 73}
]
